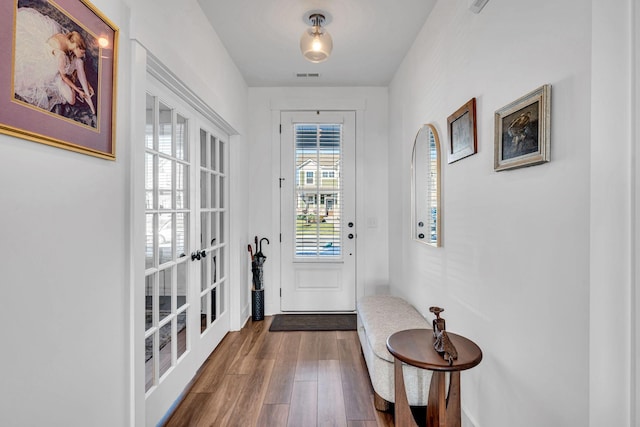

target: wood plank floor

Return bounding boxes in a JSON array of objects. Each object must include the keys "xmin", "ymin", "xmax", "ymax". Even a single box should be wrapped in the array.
[{"xmin": 164, "ymin": 316, "xmax": 395, "ymax": 427}]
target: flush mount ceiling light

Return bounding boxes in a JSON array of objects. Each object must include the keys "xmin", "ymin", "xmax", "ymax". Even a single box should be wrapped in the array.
[{"xmin": 300, "ymin": 12, "xmax": 333, "ymax": 63}]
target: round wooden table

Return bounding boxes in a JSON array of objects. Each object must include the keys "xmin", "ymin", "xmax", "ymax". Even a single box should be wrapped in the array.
[{"xmin": 386, "ymin": 329, "xmax": 482, "ymax": 427}]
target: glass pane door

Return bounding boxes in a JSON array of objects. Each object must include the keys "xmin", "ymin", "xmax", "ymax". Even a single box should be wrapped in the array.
[
  {"xmin": 143, "ymin": 75, "xmax": 231, "ymax": 426},
  {"xmin": 199, "ymin": 129, "xmax": 227, "ymax": 334},
  {"xmin": 144, "ymin": 93, "xmax": 190, "ymax": 392}
]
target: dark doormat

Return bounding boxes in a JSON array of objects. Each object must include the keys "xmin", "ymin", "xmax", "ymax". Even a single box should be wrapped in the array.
[{"xmin": 269, "ymin": 313, "xmax": 357, "ymax": 332}]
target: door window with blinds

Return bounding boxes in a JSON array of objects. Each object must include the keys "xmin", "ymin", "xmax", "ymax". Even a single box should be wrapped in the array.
[{"xmin": 294, "ymin": 123, "xmax": 342, "ymax": 258}]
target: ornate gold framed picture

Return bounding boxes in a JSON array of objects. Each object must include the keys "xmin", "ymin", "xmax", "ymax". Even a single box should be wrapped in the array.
[{"xmin": 1, "ymin": 0, "xmax": 119, "ymax": 159}]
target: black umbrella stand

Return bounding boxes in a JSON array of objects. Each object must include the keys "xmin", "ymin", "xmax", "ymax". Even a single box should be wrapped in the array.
[
  {"xmin": 250, "ymin": 237, "xmax": 269, "ymax": 321},
  {"xmin": 251, "ymin": 288, "xmax": 264, "ymax": 321}
]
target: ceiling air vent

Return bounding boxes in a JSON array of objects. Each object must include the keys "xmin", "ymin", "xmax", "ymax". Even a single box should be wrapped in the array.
[{"xmin": 296, "ymin": 73, "xmax": 321, "ymax": 78}]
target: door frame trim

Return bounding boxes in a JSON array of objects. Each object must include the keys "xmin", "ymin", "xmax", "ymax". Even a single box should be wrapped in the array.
[
  {"xmin": 146, "ymin": 53, "xmax": 238, "ymax": 137},
  {"xmin": 279, "ymin": 111, "xmax": 357, "ymax": 312},
  {"xmin": 269, "ymin": 98, "xmax": 366, "ymax": 315},
  {"xmin": 129, "ymin": 41, "xmax": 239, "ymax": 427}
]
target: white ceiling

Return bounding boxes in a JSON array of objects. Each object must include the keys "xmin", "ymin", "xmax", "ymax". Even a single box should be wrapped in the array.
[{"xmin": 197, "ymin": 0, "xmax": 437, "ymax": 87}]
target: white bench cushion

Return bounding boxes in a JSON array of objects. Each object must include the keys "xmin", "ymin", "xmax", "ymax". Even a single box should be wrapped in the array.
[
  {"xmin": 356, "ymin": 295, "xmax": 432, "ymax": 406},
  {"xmin": 357, "ymin": 295, "xmax": 430, "ymax": 363}
]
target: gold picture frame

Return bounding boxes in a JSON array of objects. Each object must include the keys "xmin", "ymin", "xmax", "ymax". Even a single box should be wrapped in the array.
[{"xmin": 1, "ymin": 0, "xmax": 119, "ymax": 159}]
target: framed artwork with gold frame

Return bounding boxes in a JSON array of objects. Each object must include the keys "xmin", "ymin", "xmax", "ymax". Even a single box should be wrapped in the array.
[{"xmin": 0, "ymin": 0, "xmax": 118, "ymax": 160}]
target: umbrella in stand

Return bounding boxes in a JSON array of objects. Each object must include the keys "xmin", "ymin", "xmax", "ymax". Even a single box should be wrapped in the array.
[
  {"xmin": 256, "ymin": 237, "xmax": 269, "ymax": 259},
  {"xmin": 251, "ymin": 237, "xmax": 269, "ymax": 290},
  {"xmin": 252, "ymin": 257, "xmax": 264, "ymax": 290},
  {"xmin": 249, "ymin": 237, "xmax": 268, "ymax": 321}
]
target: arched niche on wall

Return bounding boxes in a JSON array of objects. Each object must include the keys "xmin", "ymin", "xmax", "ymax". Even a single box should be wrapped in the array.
[{"xmin": 411, "ymin": 124, "xmax": 441, "ymax": 247}]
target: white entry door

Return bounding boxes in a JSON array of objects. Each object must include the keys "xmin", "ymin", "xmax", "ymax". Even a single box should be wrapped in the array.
[{"xmin": 280, "ymin": 111, "xmax": 356, "ymax": 311}]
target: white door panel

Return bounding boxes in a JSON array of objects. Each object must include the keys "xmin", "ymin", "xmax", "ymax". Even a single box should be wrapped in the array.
[
  {"xmin": 280, "ymin": 111, "xmax": 356, "ymax": 312},
  {"xmin": 144, "ymin": 77, "xmax": 229, "ymax": 425}
]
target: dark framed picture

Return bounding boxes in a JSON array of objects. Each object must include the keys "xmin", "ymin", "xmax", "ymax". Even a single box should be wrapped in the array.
[
  {"xmin": 494, "ymin": 85, "xmax": 551, "ymax": 171},
  {"xmin": 0, "ymin": 0, "xmax": 118, "ymax": 160},
  {"xmin": 447, "ymin": 98, "xmax": 477, "ymax": 163}
]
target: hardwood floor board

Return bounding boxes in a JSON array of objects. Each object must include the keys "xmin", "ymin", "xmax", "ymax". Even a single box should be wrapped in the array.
[
  {"xmin": 256, "ymin": 404, "xmax": 289, "ymax": 427},
  {"xmin": 264, "ymin": 331, "xmax": 302, "ymax": 404},
  {"xmin": 318, "ymin": 359, "xmax": 348, "ymax": 427},
  {"xmin": 338, "ymin": 336, "xmax": 377, "ymax": 421},
  {"xmin": 193, "ymin": 374, "xmax": 250, "ymax": 427},
  {"xmin": 190, "ymin": 332, "xmax": 246, "ymax": 393},
  {"xmin": 294, "ymin": 332, "xmax": 320, "ymax": 381},
  {"xmin": 163, "ymin": 392, "xmax": 211, "ymax": 427},
  {"xmin": 164, "ymin": 319, "xmax": 398, "ymax": 427},
  {"xmin": 318, "ymin": 331, "xmax": 340, "ymax": 360},
  {"xmin": 255, "ymin": 330, "xmax": 284, "ymax": 359},
  {"xmin": 220, "ymin": 332, "xmax": 257, "ymax": 375},
  {"xmin": 277, "ymin": 331, "xmax": 302, "ymax": 360},
  {"xmin": 287, "ymin": 380, "xmax": 318, "ymax": 427},
  {"xmin": 294, "ymin": 359, "xmax": 318, "ymax": 383},
  {"xmin": 245, "ymin": 317, "xmax": 280, "ymax": 360},
  {"xmin": 228, "ymin": 319, "xmax": 272, "ymax": 374},
  {"xmin": 337, "ymin": 331, "xmax": 363, "ymax": 363},
  {"xmin": 347, "ymin": 421, "xmax": 379, "ymax": 427},
  {"xmin": 227, "ymin": 358, "xmax": 276, "ymax": 427},
  {"xmin": 336, "ymin": 330, "xmax": 354, "ymax": 340},
  {"xmin": 341, "ymin": 332, "xmax": 375, "ymax": 393},
  {"xmin": 373, "ymin": 408, "xmax": 395, "ymax": 427},
  {"xmin": 232, "ymin": 328, "xmax": 281, "ymax": 374},
  {"xmin": 165, "ymin": 371, "xmax": 251, "ymax": 427},
  {"xmin": 264, "ymin": 363, "xmax": 294, "ymax": 404}
]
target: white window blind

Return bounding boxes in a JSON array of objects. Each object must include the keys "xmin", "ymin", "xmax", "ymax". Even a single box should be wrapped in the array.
[{"xmin": 294, "ymin": 124, "xmax": 342, "ymax": 258}]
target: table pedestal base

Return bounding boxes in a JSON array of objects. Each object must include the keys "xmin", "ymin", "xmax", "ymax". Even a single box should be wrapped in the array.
[{"xmin": 394, "ymin": 359, "xmax": 462, "ymax": 427}]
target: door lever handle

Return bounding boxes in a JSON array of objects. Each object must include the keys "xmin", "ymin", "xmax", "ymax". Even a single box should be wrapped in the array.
[{"xmin": 191, "ymin": 250, "xmax": 207, "ymax": 261}]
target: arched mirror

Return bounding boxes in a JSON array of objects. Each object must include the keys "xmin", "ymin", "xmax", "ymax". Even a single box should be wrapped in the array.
[{"xmin": 411, "ymin": 124, "xmax": 441, "ymax": 246}]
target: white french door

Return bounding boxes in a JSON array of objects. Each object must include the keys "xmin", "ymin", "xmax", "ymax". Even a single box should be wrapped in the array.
[
  {"xmin": 144, "ymin": 78, "xmax": 229, "ymax": 425},
  {"xmin": 280, "ymin": 111, "xmax": 356, "ymax": 312}
]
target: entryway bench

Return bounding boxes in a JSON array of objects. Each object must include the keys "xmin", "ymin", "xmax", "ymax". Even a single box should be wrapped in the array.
[{"xmin": 356, "ymin": 295, "xmax": 432, "ymax": 411}]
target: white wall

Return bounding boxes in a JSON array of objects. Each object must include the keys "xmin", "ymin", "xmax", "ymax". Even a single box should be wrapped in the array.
[
  {"xmin": 2, "ymin": 0, "xmax": 634, "ymax": 425},
  {"xmin": 389, "ymin": 0, "xmax": 595, "ymax": 426},
  {"xmin": 247, "ymin": 87, "xmax": 390, "ymax": 315},
  {"xmin": 0, "ymin": 0, "xmax": 131, "ymax": 425},
  {"xmin": 127, "ymin": 1, "xmax": 250, "ymax": 425},
  {"xmin": 0, "ymin": 0, "xmax": 250, "ymax": 425},
  {"xmin": 128, "ymin": 0, "xmax": 247, "ymax": 134},
  {"xmin": 589, "ymin": 0, "xmax": 635, "ymax": 426}
]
